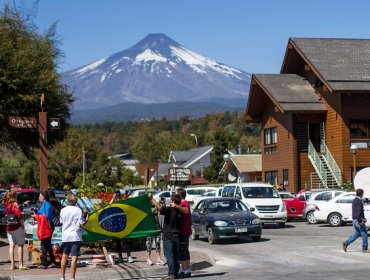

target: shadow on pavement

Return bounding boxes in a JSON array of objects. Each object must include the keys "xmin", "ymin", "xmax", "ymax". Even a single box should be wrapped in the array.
[
  {"xmin": 195, "ymin": 237, "xmax": 270, "ymax": 246},
  {"xmin": 189, "ymin": 272, "xmax": 227, "ymax": 278}
]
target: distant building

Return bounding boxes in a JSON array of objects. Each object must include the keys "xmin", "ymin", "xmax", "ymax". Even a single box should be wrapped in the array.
[
  {"xmin": 220, "ymin": 154, "xmax": 262, "ymax": 183},
  {"xmin": 167, "ymin": 146, "xmax": 213, "ymax": 185}
]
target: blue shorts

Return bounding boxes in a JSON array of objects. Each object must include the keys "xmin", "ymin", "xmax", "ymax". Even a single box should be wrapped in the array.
[{"xmin": 61, "ymin": 241, "xmax": 81, "ymax": 257}]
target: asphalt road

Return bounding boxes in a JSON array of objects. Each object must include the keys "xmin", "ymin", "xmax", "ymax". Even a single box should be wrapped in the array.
[{"xmin": 188, "ymin": 220, "xmax": 370, "ymax": 280}]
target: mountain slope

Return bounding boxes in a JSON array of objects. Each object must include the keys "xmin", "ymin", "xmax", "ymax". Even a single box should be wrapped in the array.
[
  {"xmin": 71, "ymin": 101, "xmax": 245, "ymax": 124},
  {"xmin": 63, "ymin": 33, "xmax": 251, "ymax": 111}
]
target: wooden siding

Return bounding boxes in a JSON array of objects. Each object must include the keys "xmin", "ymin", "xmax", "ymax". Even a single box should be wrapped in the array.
[
  {"xmin": 299, "ymin": 152, "xmax": 315, "ymax": 189},
  {"xmin": 261, "ymin": 102, "xmax": 298, "ymax": 193},
  {"xmin": 341, "ymin": 93, "xmax": 370, "ymax": 181}
]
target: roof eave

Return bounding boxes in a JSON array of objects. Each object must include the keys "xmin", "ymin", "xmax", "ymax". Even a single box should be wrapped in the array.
[{"xmin": 281, "ymin": 38, "xmax": 334, "ymax": 93}]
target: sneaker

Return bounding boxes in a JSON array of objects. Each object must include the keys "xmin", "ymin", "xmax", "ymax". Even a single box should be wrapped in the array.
[
  {"xmin": 127, "ymin": 256, "xmax": 134, "ymax": 263},
  {"xmin": 115, "ymin": 257, "xmax": 124, "ymax": 264},
  {"xmin": 47, "ymin": 263, "xmax": 57, "ymax": 269},
  {"xmin": 342, "ymin": 242, "xmax": 348, "ymax": 252},
  {"xmin": 37, "ymin": 265, "xmax": 47, "ymax": 269},
  {"xmin": 147, "ymin": 259, "xmax": 153, "ymax": 265},
  {"xmin": 178, "ymin": 271, "xmax": 191, "ymax": 278},
  {"xmin": 362, "ymin": 249, "xmax": 370, "ymax": 253},
  {"xmin": 18, "ymin": 266, "xmax": 30, "ymax": 270},
  {"xmin": 156, "ymin": 259, "xmax": 165, "ymax": 265},
  {"xmin": 162, "ymin": 275, "xmax": 176, "ymax": 280}
]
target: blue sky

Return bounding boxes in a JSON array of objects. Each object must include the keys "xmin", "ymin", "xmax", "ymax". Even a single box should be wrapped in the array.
[{"xmin": 3, "ymin": 0, "xmax": 370, "ymax": 74}]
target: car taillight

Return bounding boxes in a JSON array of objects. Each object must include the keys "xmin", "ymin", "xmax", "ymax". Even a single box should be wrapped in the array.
[{"xmin": 315, "ymin": 205, "xmax": 320, "ymax": 211}]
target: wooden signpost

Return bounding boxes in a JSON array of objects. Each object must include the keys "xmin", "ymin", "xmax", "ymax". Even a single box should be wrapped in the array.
[
  {"xmin": 8, "ymin": 116, "xmax": 37, "ymax": 129},
  {"xmin": 8, "ymin": 94, "xmax": 60, "ymax": 191}
]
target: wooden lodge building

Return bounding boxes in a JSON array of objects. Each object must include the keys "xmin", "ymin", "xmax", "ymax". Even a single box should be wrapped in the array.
[{"xmin": 246, "ymin": 38, "xmax": 370, "ymax": 193}]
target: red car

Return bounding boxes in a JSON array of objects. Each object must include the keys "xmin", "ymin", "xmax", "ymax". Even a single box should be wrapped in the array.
[{"xmin": 282, "ymin": 190, "xmax": 312, "ymax": 220}]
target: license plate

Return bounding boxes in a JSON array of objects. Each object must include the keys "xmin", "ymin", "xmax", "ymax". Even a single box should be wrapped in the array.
[
  {"xmin": 264, "ymin": 215, "xmax": 273, "ymax": 218},
  {"xmin": 235, "ymin": 227, "xmax": 248, "ymax": 233}
]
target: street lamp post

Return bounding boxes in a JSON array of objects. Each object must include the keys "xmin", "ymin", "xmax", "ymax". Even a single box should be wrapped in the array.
[
  {"xmin": 173, "ymin": 163, "xmax": 178, "ymax": 189},
  {"xmin": 223, "ymin": 154, "xmax": 230, "ymax": 182},
  {"xmin": 350, "ymin": 144, "xmax": 358, "ymax": 180},
  {"xmin": 190, "ymin": 134, "xmax": 198, "ymax": 147}
]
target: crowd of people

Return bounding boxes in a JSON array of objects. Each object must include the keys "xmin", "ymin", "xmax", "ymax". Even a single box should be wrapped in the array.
[{"xmin": 1, "ymin": 187, "xmax": 193, "ymax": 280}]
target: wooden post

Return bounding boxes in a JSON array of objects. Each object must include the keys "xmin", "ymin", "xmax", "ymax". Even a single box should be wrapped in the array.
[{"xmin": 39, "ymin": 112, "xmax": 48, "ymax": 191}]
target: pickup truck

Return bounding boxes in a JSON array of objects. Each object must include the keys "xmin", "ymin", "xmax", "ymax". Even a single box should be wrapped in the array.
[{"xmin": 282, "ymin": 189, "xmax": 312, "ymax": 220}]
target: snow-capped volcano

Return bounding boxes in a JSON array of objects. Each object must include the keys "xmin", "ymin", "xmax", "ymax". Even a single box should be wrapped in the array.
[{"xmin": 63, "ymin": 33, "xmax": 251, "ymax": 110}]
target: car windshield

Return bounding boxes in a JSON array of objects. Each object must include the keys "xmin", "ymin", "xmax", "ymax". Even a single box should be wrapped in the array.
[
  {"xmin": 242, "ymin": 187, "xmax": 279, "ymax": 198},
  {"xmin": 207, "ymin": 200, "xmax": 248, "ymax": 212}
]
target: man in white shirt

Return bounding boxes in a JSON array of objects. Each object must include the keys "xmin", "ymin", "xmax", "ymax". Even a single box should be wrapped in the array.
[{"xmin": 60, "ymin": 193, "xmax": 87, "ymax": 280}]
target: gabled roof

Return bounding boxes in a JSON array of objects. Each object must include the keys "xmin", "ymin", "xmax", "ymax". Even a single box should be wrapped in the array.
[
  {"xmin": 168, "ymin": 146, "xmax": 213, "ymax": 168},
  {"xmin": 246, "ymin": 74, "xmax": 326, "ymax": 120},
  {"xmin": 282, "ymin": 38, "xmax": 370, "ymax": 91},
  {"xmin": 230, "ymin": 154, "xmax": 262, "ymax": 173}
]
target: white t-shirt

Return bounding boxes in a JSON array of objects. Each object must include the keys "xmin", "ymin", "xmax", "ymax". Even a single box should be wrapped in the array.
[{"xmin": 60, "ymin": 205, "xmax": 85, "ymax": 242}]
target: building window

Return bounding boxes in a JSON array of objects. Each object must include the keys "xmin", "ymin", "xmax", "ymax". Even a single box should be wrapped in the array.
[
  {"xmin": 350, "ymin": 120, "xmax": 370, "ymax": 148},
  {"xmin": 350, "ymin": 120, "xmax": 368, "ymax": 138},
  {"xmin": 283, "ymin": 169, "xmax": 288, "ymax": 186},
  {"xmin": 265, "ymin": 171, "xmax": 278, "ymax": 186},
  {"xmin": 264, "ymin": 127, "xmax": 277, "ymax": 145},
  {"xmin": 264, "ymin": 127, "xmax": 277, "ymax": 154}
]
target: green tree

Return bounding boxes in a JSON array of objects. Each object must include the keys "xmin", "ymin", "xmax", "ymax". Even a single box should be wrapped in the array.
[
  {"xmin": 86, "ymin": 153, "xmax": 125, "ymax": 187},
  {"xmin": 49, "ymin": 128, "xmax": 99, "ymax": 187},
  {"xmin": 203, "ymin": 130, "xmax": 230, "ymax": 183},
  {"xmin": 120, "ymin": 168, "xmax": 143, "ymax": 186},
  {"xmin": 0, "ymin": 4, "xmax": 74, "ymax": 155}
]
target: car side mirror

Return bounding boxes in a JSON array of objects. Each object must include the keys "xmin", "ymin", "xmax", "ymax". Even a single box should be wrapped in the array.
[{"xmin": 249, "ymin": 207, "xmax": 255, "ymax": 212}]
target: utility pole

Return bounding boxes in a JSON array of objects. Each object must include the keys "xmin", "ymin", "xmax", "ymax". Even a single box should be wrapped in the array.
[{"xmin": 82, "ymin": 148, "xmax": 86, "ymax": 185}]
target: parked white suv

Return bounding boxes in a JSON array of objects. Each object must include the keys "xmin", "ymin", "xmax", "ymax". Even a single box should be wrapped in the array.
[
  {"xmin": 314, "ymin": 192, "xmax": 370, "ymax": 227},
  {"xmin": 221, "ymin": 183, "xmax": 287, "ymax": 227}
]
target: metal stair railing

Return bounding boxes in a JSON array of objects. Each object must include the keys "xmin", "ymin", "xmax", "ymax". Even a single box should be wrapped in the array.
[
  {"xmin": 308, "ymin": 140, "xmax": 328, "ymax": 188},
  {"xmin": 320, "ymin": 140, "xmax": 343, "ymax": 186},
  {"xmin": 304, "ymin": 171, "xmax": 342, "ymax": 189}
]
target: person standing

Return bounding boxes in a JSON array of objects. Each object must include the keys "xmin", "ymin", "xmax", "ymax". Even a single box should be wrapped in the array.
[
  {"xmin": 32, "ymin": 191, "xmax": 58, "ymax": 269},
  {"xmin": 60, "ymin": 193, "xmax": 87, "ymax": 280},
  {"xmin": 343, "ymin": 188, "xmax": 370, "ymax": 253},
  {"xmin": 151, "ymin": 193, "xmax": 182, "ymax": 280},
  {"xmin": 3, "ymin": 191, "xmax": 29, "ymax": 271},
  {"xmin": 109, "ymin": 190, "xmax": 133, "ymax": 263},
  {"xmin": 176, "ymin": 188, "xmax": 192, "ymax": 278},
  {"xmin": 146, "ymin": 198, "xmax": 165, "ymax": 266}
]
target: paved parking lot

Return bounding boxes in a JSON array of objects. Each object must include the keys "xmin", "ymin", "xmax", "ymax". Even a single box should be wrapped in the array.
[{"xmin": 189, "ymin": 220, "xmax": 370, "ymax": 280}]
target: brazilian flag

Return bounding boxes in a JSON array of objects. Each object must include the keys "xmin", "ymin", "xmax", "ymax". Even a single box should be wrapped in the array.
[{"xmin": 82, "ymin": 194, "xmax": 158, "ymax": 242}]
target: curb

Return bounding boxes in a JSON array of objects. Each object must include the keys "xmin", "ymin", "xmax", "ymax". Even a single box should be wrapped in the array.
[{"xmin": 9, "ymin": 260, "xmax": 213, "ymax": 280}]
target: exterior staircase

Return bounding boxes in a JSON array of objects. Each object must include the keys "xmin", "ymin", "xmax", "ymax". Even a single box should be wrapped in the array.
[{"xmin": 306, "ymin": 140, "xmax": 343, "ymax": 189}]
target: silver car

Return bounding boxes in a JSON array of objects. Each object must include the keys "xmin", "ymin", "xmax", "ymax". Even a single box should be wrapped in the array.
[{"xmin": 302, "ymin": 190, "xmax": 346, "ymax": 224}]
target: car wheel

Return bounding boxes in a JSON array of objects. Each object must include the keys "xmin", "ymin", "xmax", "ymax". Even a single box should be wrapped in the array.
[
  {"xmin": 252, "ymin": 236, "xmax": 261, "ymax": 242},
  {"xmin": 306, "ymin": 211, "xmax": 317, "ymax": 224},
  {"xmin": 328, "ymin": 213, "xmax": 342, "ymax": 227},
  {"xmin": 191, "ymin": 225, "xmax": 199, "ymax": 240},
  {"xmin": 278, "ymin": 222, "xmax": 285, "ymax": 228},
  {"xmin": 207, "ymin": 228, "xmax": 217, "ymax": 244}
]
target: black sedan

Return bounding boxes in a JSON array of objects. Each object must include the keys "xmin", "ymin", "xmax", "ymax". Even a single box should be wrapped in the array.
[{"xmin": 191, "ymin": 197, "xmax": 262, "ymax": 244}]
